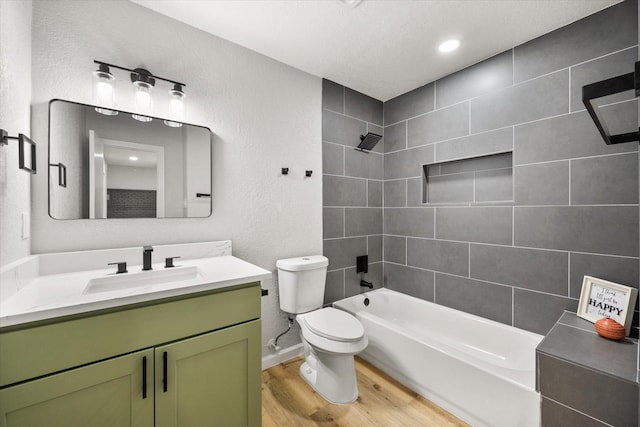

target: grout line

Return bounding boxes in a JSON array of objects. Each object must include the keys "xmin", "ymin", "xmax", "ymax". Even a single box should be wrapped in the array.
[
  {"xmin": 383, "ymin": 128, "xmax": 513, "ymax": 154},
  {"xmin": 380, "ymin": 44, "xmax": 639, "ymax": 130},
  {"xmin": 542, "ymin": 397, "xmax": 616, "ymax": 426},
  {"xmin": 383, "ymin": 98, "xmax": 474, "ymax": 127},
  {"xmin": 511, "ymin": 287, "xmax": 515, "ymax": 326},
  {"xmin": 472, "ymin": 171, "xmax": 476, "ymax": 203},
  {"xmin": 380, "ymin": 234, "xmax": 640, "ymax": 259},
  {"xmin": 404, "ymin": 236, "xmax": 408, "ymax": 265},
  {"xmin": 568, "ymin": 160, "xmax": 572, "ymax": 205},
  {"xmin": 324, "ymin": 107, "xmax": 384, "ymax": 128},
  {"xmin": 343, "ymin": 208, "xmax": 346, "ymax": 238},
  {"xmin": 568, "ymin": 44, "xmax": 639, "ymax": 71},
  {"xmin": 433, "ymin": 207, "xmax": 437, "ymax": 238},
  {"xmin": 468, "ymin": 100, "xmax": 471, "ymax": 136},
  {"xmin": 405, "ymin": 178, "xmax": 409, "ymax": 207},
  {"xmin": 568, "ymin": 253, "xmax": 571, "ymax": 297},
  {"xmin": 468, "ymin": 243, "xmax": 471, "ymax": 278},
  {"xmin": 323, "ymin": 173, "xmax": 384, "ymax": 182},
  {"xmin": 382, "ymin": 260, "xmax": 579, "ymax": 300},
  {"xmin": 512, "ymin": 48, "xmax": 515, "ymax": 85},
  {"xmin": 433, "ymin": 80, "xmax": 437, "ymax": 111},
  {"xmin": 516, "ymin": 151, "xmax": 638, "ymax": 168},
  {"xmin": 512, "ymin": 206, "xmax": 515, "ymax": 247},
  {"xmin": 325, "ymin": 234, "xmax": 383, "ymax": 241},
  {"xmin": 365, "ymin": 180, "xmax": 369, "ymax": 207},
  {"xmin": 433, "ymin": 272, "xmax": 437, "ymax": 302},
  {"xmin": 324, "ymin": 205, "xmax": 387, "ymax": 209},
  {"xmin": 568, "ymin": 64, "xmax": 571, "ymax": 112},
  {"xmin": 404, "ymin": 120, "xmax": 408, "ymax": 150}
]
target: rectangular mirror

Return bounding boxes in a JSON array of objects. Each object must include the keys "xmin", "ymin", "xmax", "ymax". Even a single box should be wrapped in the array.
[{"xmin": 48, "ymin": 99, "xmax": 212, "ymax": 219}]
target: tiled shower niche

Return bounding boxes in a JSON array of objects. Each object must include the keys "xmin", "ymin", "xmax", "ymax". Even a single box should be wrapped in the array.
[{"xmin": 424, "ymin": 152, "xmax": 513, "ymax": 204}]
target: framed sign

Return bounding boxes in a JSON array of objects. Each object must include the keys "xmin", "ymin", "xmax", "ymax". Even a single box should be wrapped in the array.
[{"xmin": 577, "ymin": 276, "xmax": 638, "ymax": 336}]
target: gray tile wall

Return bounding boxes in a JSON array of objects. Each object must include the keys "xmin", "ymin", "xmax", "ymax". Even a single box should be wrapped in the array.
[
  {"xmin": 323, "ymin": 80, "xmax": 384, "ymax": 303},
  {"xmin": 382, "ymin": 0, "xmax": 639, "ymax": 337}
]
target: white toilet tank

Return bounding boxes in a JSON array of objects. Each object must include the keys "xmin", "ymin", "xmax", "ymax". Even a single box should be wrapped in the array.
[{"xmin": 276, "ymin": 255, "xmax": 329, "ymax": 314}]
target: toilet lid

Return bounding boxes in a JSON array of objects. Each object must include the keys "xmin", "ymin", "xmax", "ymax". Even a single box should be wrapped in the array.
[{"xmin": 302, "ymin": 308, "xmax": 364, "ymax": 342}]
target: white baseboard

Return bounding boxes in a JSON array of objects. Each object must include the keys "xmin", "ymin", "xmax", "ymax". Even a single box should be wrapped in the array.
[{"xmin": 261, "ymin": 343, "xmax": 304, "ymax": 371}]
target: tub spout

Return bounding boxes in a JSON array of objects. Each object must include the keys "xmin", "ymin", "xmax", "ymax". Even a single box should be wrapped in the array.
[{"xmin": 360, "ymin": 280, "xmax": 373, "ymax": 289}]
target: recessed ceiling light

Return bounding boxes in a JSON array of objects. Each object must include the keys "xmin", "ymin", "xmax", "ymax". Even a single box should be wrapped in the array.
[
  {"xmin": 438, "ymin": 39, "xmax": 460, "ymax": 53},
  {"xmin": 129, "ymin": 156, "xmax": 139, "ymax": 161},
  {"xmin": 339, "ymin": 0, "xmax": 364, "ymax": 8}
]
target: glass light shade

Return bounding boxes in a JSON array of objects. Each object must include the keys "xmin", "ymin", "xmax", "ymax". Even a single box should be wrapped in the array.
[
  {"xmin": 93, "ymin": 67, "xmax": 116, "ymax": 115},
  {"xmin": 163, "ymin": 120, "xmax": 182, "ymax": 128},
  {"xmin": 169, "ymin": 89, "xmax": 185, "ymax": 116},
  {"xmin": 132, "ymin": 114, "xmax": 153, "ymax": 122},
  {"xmin": 134, "ymin": 81, "xmax": 153, "ymax": 113}
]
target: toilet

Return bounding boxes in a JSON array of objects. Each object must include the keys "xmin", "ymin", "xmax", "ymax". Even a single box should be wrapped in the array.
[{"xmin": 276, "ymin": 255, "xmax": 368, "ymax": 404}]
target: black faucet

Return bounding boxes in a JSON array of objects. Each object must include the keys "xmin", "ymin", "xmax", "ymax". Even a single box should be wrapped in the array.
[
  {"xmin": 142, "ymin": 246, "xmax": 153, "ymax": 271},
  {"xmin": 360, "ymin": 279, "xmax": 373, "ymax": 289}
]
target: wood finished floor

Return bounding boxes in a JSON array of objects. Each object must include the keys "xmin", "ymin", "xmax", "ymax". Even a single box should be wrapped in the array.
[{"xmin": 262, "ymin": 356, "xmax": 469, "ymax": 427}]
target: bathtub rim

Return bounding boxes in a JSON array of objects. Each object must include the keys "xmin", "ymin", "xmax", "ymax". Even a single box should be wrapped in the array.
[{"xmin": 333, "ymin": 287, "xmax": 544, "ymax": 393}]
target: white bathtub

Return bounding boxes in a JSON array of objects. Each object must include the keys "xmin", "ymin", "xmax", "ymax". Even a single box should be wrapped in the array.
[{"xmin": 334, "ymin": 288, "xmax": 543, "ymax": 427}]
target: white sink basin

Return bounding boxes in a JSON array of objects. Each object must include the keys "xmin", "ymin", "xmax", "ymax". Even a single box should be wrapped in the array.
[{"xmin": 84, "ymin": 266, "xmax": 200, "ymax": 294}]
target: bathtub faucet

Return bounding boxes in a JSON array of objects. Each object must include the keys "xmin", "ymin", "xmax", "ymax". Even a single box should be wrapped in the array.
[{"xmin": 360, "ymin": 280, "xmax": 373, "ymax": 289}]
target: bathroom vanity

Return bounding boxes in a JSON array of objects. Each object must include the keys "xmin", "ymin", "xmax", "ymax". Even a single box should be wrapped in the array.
[{"xmin": 0, "ymin": 241, "xmax": 269, "ymax": 427}]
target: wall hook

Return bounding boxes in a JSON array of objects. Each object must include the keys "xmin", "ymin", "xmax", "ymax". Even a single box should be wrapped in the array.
[
  {"xmin": 305, "ymin": 170, "xmax": 313, "ymax": 177},
  {"xmin": 1, "ymin": 129, "xmax": 37, "ymax": 174},
  {"xmin": 282, "ymin": 167, "xmax": 289, "ymax": 175}
]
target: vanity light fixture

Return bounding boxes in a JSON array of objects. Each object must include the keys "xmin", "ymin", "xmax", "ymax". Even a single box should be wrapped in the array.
[
  {"xmin": 438, "ymin": 39, "xmax": 460, "ymax": 53},
  {"xmin": 128, "ymin": 156, "xmax": 139, "ymax": 161},
  {"xmin": 92, "ymin": 60, "xmax": 187, "ymax": 126}
]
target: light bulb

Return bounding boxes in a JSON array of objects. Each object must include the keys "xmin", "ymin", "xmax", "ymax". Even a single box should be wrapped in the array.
[
  {"xmin": 170, "ymin": 97, "xmax": 183, "ymax": 115},
  {"xmin": 134, "ymin": 82, "xmax": 153, "ymax": 111},
  {"xmin": 96, "ymin": 80, "xmax": 113, "ymax": 102}
]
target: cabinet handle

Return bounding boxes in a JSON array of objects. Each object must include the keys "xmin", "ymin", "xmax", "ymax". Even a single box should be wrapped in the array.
[
  {"xmin": 142, "ymin": 356, "xmax": 148, "ymax": 399},
  {"xmin": 163, "ymin": 351, "xmax": 168, "ymax": 392}
]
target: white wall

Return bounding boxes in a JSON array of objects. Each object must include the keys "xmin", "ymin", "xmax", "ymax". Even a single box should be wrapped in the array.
[
  {"xmin": 107, "ymin": 165, "xmax": 157, "ymax": 191},
  {"xmin": 29, "ymin": 0, "xmax": 322, "ymax": 354},
  {"xmin": 49, "ymin": 100, "xmax": 87, "ymax": 219},
  {"xmin": 0, "ymin": 0, "xmax": 32, "ymax": 267}
]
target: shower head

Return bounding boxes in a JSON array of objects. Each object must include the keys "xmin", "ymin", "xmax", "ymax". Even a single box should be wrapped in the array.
[{"xmin": 356, "ymin": 132, "xmax": 382, "ymax": 151}]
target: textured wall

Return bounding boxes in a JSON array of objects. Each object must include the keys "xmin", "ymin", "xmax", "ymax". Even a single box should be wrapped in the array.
[
  {"xmin": 29, "ymin": 0, "xmax": 322, "ymax": 355},
  {"xmin": 381, "ymin": 0, "xmax": 639, "ymax": 336},
  {"xmin": 0, "ymin": 0, "xmax": 32, "ymax": 267},
  {"xmin": 322, "ymin": 80, "xmax": 384, "ymax": 303}
]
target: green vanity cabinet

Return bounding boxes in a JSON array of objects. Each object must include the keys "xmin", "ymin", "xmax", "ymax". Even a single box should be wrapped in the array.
[
  {"xmin": 0, "ymin": 348, "xmax": 155, "ymax": 427},
  {"xmin": 0, "ymin": 283, "xmax": 262, "ymax": 427},
  {"xmin": 155, "ymin": 321, "xmax": 261, "ymax": 427}
]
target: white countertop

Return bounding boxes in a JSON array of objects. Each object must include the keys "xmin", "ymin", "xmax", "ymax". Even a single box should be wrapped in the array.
[{"xmin": 0, "ymin": 242, "xmax": 272, "ymax": 328}]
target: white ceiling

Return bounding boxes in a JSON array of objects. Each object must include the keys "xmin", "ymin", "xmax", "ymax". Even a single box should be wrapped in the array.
[{"xmin": 132, "ymin": 0, "xmax": 621, "ymax": 101}]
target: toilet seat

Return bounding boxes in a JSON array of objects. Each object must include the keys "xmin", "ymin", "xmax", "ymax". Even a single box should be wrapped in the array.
[
  {"xmin": 302, "ymin": 308, "xmax": 364, "ymax": 342},
  {"xmin": 297, "ymin": 308, "xmax": 368, "ymax": 355}
]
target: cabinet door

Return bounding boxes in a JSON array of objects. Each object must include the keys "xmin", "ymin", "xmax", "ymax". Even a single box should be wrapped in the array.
[
  {"xmin": 155, "ymin": 320, "xmax": 261, "ymax": 427},
  {"xmin": 0, "ymin": 348, "xmax": 154, "ymax": 427}
]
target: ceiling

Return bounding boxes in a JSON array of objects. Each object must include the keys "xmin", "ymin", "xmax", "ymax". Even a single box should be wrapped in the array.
[{"xmin": 132, "ymin": 0, "xmax": 621, "ymax": 102}]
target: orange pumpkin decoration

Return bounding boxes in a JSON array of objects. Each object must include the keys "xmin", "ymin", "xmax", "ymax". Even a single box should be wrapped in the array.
[{"xmin": 595, "ymin": 317, "xmax": 626, "ymax": 341}]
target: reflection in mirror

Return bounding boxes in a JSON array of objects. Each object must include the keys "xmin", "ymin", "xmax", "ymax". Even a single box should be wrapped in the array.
[{"xmin": 48, "ymin": 99, "xmax": 212, "ymax": 219}]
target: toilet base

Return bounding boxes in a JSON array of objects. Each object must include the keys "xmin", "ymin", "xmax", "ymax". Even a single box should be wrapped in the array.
[{"xmin": 299, "ymin": 346, "xmax": 359, "ymax": 404}]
